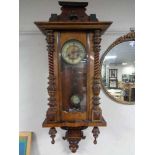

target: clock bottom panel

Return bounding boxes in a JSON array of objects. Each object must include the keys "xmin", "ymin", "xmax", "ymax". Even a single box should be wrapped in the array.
[
  {"xmin": 61, "ymin": 111, "xmax": 87, "ymax": 121},
  {"xmin": 42, "ymin": 117, "xmax": 107, "ymax": 127}
]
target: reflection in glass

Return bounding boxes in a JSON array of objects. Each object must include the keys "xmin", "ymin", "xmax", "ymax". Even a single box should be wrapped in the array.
[
  {"xmin": 60, "ymin": 40, "xmax": 87, "ymax": 112},
  {"xmin": 101, "ymin": 41, "xmax": 135, "ymax": 104},
  {"xmin": 61, "ymin": 56, "xmax": 87, "ymax": 112}
]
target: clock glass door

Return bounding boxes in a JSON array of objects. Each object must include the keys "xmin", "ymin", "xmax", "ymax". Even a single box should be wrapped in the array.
[{"xmin": 60, "ymin": 39, "xmax": 87, "ymax": 113}]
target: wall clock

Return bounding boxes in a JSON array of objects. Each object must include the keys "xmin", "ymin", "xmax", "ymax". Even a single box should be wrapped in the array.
[{"xmin": 35, "ymin": 1, "xmax": 112, "ymax": 153}]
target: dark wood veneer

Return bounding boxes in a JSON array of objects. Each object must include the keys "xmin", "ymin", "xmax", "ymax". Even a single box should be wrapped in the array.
[{"xmin": 35, "ymin": 1, "xmax": 112, "ymax": 153}]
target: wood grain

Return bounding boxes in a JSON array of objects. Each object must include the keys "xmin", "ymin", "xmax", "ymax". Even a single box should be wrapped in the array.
[{"xmin": 35, "ymin": 1, "xmax": 112, "ymax": 153}]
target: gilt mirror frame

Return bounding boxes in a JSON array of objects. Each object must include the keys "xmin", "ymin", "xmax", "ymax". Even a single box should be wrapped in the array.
[{"xmin": 100, "ymin": 32, "xmax": 135, "ymax": 105}]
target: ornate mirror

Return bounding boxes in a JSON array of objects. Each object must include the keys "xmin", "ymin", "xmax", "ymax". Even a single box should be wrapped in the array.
[{"xmin": 100, "ymin": 32, "xmax": 135, "ymax": 105}]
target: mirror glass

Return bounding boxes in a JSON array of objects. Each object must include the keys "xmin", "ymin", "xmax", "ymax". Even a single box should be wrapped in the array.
[{"xmin": 101, "ymin": 40, "xmax": 135, "ymax": 104}]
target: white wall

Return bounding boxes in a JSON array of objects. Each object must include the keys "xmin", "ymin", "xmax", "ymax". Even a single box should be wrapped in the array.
[
  {"xmin": 19, "ymin": 0, "xmax": 135, "ymax": 155},
  {"xmin": 19, "ymin": 0, "xmax": 135, "ymax": 32}
]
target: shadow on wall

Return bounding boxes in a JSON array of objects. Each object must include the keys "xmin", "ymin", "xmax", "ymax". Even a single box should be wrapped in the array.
[{"xmin": 31, "ymin": 132, "xmax": 41, "ymax": 155}]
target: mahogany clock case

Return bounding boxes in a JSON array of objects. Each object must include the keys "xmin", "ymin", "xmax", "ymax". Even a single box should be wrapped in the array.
[{"xmin": 35, "ymin": 1, "xmax": 112, "ymax": 153}]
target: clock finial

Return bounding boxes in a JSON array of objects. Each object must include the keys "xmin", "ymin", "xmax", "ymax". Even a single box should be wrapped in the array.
[{"xmin": 49, "ymin": 1, "xmax": 98, "ymax": 22}]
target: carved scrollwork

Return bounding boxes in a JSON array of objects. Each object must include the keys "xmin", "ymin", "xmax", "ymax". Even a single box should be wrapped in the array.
[
  {"xmin": 45, "ymin": 30, "xmax": 57, "ymax": 122},
  {"xmin": 94, "ymin": 31, "xmax": 101, "ymax": 79},
  {"xmin": 92, "ymin": 30, "xmax": 102, "ymax": 121},
  {"xmin": 69, "ymin": 139, "xmax": 80, "ymax": 153},
  {"xmin": 63, "ymin": 128, "xmax": 86, "ymax": 153},
  {"xmin": 93, "ymin": 79, "xmax": 101, "ymax": 95},
  {"xmin": 92, "ymin": 127, "xmax": 100, "ymax": 144},
  {"xmin": 92, "ymin": 96, "xmax": 100, "ymax": 106},
  {"xmin": 49, "ymin": 127, "xmax": 57, "ymax": 144},
  {"xmin": 49, "ymin": 2, "xmax": 98, "ymax": 22},
  {"xmin": 46, "ymin": 31, "xmax": 55, "ymax": 76}
]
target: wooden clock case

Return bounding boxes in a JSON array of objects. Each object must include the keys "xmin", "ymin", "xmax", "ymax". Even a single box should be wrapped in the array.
[{"xmin": 35, "ymin": 1, "xmax": 112, "ymax": 153}]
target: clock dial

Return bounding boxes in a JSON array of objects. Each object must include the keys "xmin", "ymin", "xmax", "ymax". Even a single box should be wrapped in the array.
[{"xmin": 61, "ymin": 40, "xmax": 86, "ymax": 64}]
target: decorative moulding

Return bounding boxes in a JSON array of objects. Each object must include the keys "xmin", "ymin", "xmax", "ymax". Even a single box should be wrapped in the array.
[{"xmin": 19, "ymin": 30, "xmax": 129, "ymax": 36}]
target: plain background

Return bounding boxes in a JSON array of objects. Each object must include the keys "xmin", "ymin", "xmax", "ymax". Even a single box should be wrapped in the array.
[
  {"xmin": 19, "ymin": 0, "xmax": 134, "ymax": 155},
  {"xmin": 2, "ymin": 0, "xmax": 155, "ymax": 155}
]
